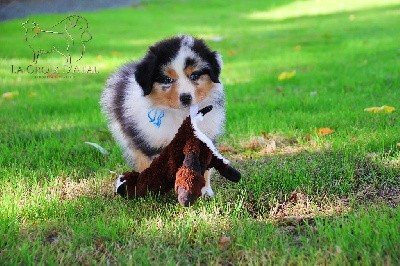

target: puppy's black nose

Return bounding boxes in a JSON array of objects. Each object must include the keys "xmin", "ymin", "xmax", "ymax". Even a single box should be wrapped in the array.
[{"xmin": 180, "ymin": 93, "xmax": 192, "ymax": 106}]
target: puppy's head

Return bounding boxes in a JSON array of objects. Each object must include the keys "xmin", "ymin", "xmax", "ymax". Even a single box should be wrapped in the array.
[{"xmin": 135, "ymin": 35, "xmax": 223, "ymax": 109}]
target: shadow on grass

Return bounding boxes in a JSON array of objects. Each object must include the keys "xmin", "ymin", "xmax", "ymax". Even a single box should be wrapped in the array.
[{"xmin": 233, "ymin": 149, "xmax": 399, "ymax": 207}]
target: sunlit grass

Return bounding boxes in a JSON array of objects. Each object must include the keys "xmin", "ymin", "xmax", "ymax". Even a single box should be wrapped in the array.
[{"xmin": 247, "ymin": 0, "xmax": 400, "ymax": 20}]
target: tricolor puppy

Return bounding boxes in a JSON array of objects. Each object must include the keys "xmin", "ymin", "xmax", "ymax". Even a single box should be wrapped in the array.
[{"xmin": 101, "ymin": 35, "xmax": 225, "ymax": 197}]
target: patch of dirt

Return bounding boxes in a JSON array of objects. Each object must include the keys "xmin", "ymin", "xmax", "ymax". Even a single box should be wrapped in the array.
[
  {"xmin": 356, "ymin": 185, "xmax": 400, "ymax": 208},
  {"xmin": 235, "ymin": 188, "xmax": 351, "ymax": 225},
  {"xmin": 50, "ymin": 174, "xmax": 116, "ymax": 201},
  {"xmin": 268, "ymin": 191, "xmax": 350, "ymax": 225},
  {"xmin": 220, "ymin": 132, "xmax": 322, "ymax": 159},
  {"xmin": 366, "ymin": 152, "xmax": 400, "ymax": 169},
  {"xmin": 242, "ymin": 187, "xmax": 399, "ymax": 226},
  {"xmin": 218, "ymin": 235, "xmax": 231, "ymax": 250}
]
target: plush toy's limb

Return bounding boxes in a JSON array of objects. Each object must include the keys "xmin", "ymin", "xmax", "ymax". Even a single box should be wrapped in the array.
[
  {"xmin": 201, "ymin": 170, "xmax": 214, "ymax": 197},
  {"xmin": 115, "ymin": 175, "xmax": 126, "ymax": 193},
  {"xmin": 115, "ymin": 171, "xmax": 139, "ymax": 199},
  {"xmin": 116, "ymin": 167, "xmax": 174, "ymax": 199},
  {"xmin": 116, "ymin": 175, "xmax": 126, "ymax": 196},
  {"xmin": 210, "ymin": 156, "xmax": 241, "ymax": 183},
  {"xmin": 134, "ymin": 165, "xmax": 174, "ymax": 196}
]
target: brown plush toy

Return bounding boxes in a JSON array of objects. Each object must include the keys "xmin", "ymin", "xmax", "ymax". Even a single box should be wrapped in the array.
[{"xmin": 115, "ymin": 105, "xmax": 241, "ymax": 206}]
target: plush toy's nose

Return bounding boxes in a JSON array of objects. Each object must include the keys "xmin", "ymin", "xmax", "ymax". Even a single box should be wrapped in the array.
[{"xmin": 177, "ymin": 187, "xmax": 197, "ymax": 207}]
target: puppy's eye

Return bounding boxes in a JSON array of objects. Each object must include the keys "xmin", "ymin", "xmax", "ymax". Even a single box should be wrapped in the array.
[
  {"xmin": 162, "ymin": 77, "xmax": 174, "ymax": 84},
  {"xmin": 189, "ymin": 73, "xmax": 200, "ymax": 81}
]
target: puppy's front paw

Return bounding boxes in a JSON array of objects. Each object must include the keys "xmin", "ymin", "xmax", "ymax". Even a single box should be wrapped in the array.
[{"xmin": 201, "ymin": 185, "xmax": 214, "ymax": 198}]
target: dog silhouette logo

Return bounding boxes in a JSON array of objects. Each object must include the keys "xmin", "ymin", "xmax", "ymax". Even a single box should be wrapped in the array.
[{"xmin": 22, "ymin": 15, "xmax": 92, "ymax": 64}]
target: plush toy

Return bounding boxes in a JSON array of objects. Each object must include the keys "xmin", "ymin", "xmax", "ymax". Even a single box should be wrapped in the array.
[{"xmin": 115, "ymin": 105, "xmax": 241, "ymax": 206}]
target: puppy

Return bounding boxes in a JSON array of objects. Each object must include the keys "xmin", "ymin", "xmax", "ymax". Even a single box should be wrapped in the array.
[{"xmin": 101, "ymin": 35, "xmax": 225, "ymax": 197}]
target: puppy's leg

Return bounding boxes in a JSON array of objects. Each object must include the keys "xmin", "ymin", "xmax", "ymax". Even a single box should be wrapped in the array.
[
  {"xmin": 123, "ymin": 146, "xmax": 152, "ymax": 172},
  {"xmin": 134, "ymin": 151, "xmax": 152, "ymax": 173},
  {"xmin": 201, "ymin": 169, "xmax": 214, "ymax": 197}
]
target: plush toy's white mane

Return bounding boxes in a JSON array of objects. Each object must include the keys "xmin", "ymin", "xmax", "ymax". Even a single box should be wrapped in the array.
[{"xmin": 190, "ymin": 105, "xmax": 229, "ymax": 164}]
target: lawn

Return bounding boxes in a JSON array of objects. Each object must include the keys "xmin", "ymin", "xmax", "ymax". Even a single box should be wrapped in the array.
[{"xmin": 1, "ymin": 0, "xmax": 400, "ymax": 264}]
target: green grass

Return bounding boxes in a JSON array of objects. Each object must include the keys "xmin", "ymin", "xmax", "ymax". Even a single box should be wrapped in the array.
[{"xmin": 1, "ymin": 0, "xmax": 400, "ymax": 264}]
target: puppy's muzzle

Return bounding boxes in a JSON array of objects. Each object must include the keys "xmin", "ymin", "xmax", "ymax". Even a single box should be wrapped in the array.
[{"xmin": 180, "ymin": 93, "xmax": 192, "ymax": 106}]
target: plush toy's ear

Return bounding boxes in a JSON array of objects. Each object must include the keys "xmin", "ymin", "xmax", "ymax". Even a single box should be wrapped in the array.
[
  {"xmin": 135, "ymin": 53, "xmax": 157, "ymax": 96},
  {"xmin": 198, "ymin": 105, "xmax": 213, "ymax": 116}
]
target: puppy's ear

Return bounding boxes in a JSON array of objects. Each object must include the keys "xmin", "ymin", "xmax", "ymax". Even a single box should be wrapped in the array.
[
  {"xmin": 214, "ymin": 52, "xmax": 223, "ymax": 70},
  {"xmin": 135, "ymin": 53, "xmax": 157, "ymax": 96},
  {"xmin": 208, "ymin": 51, "xmax": 222, "ymax": 84}
]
